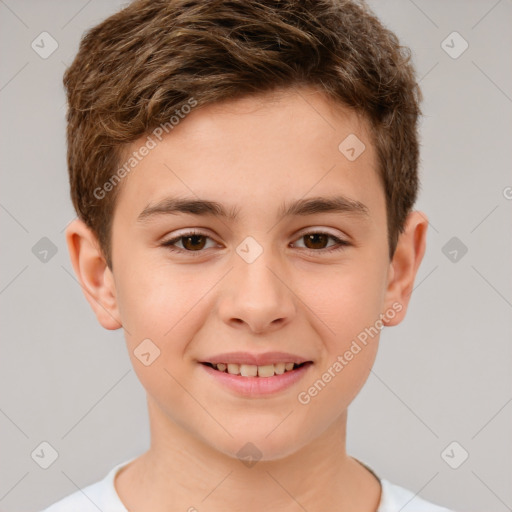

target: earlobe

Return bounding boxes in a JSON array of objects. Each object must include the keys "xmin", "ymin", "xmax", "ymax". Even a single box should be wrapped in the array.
[
  {"xmin": 65, "ymin": 219, "xmax": 122, "ymax": 330},
  {"xmin": 383, "ymin": 211, "xmax": 428, "ymax": 326}
]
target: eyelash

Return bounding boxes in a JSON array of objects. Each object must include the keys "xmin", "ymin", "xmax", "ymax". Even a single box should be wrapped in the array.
[{"xmin": 161, "ymin": 230, "xmax": 350, "ymax": 257}]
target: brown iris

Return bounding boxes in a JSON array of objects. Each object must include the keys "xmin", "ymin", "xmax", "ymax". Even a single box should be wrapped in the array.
[
  {"xmin": 181, "ymin": 235, "xmax": 207, "ymax": 251},
  {"xmin": 302, "ymin": 233, "xmax": 330, "ymax": 250}
]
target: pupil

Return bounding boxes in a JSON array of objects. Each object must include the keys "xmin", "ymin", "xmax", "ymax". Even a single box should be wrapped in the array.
[{"xmin": 180, "ymin": 234, "xmax": 329, "ymax": 251}]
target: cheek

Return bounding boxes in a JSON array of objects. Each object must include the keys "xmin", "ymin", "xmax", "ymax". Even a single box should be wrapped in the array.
[
  {"xmin": 293, "ymin": 263, "xmax": 385, "ymax": 416},
  {"xmin": 114, "ymin": 263, "xmax": 205, "ymax": 405},
  {"xmin": 297, "ymin": 256, "xmax": 388, "ymax": 349},
  {"xmin": 114, "ymin": 260, "xmax": 216, "ymax": 352}
]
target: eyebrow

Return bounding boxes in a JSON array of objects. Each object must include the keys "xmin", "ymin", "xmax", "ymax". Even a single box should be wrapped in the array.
[{"xmin": 137, "ymin": 195, "xmax": 369, "ymax": 223}]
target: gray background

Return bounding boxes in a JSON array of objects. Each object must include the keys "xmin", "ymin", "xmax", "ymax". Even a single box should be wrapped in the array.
[{"xmin": 0, "ymin": 1, "xmax": 511, "ymax": 511}]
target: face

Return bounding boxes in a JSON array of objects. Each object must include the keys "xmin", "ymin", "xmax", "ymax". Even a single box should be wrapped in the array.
[{"xmin": 82, "ymin": 88, "xmax": 411, "ymax": 461}]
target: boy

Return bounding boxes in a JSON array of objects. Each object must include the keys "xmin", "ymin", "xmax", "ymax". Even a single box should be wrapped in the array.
[{"xmin": 43, "ymin": 0, "xmax": 456, "ymax": 510}]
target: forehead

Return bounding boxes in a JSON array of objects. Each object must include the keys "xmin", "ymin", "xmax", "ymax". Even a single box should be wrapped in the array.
[{"xmin": 112, "ymin": 88, "xmax": 383, "ymax": 224}]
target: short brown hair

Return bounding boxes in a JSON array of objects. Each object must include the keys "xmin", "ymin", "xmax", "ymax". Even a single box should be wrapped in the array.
[{"xmin": 63, "ymin": 0, "xmax": 422, "ymax": 269}]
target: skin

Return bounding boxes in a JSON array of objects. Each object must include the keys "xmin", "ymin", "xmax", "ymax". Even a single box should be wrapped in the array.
[{"xmin": 66, "ymin": 87, "xmax": 427, "ymax": 512}]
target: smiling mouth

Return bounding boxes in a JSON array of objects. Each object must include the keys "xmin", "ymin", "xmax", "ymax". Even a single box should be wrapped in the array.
[{"xmin": 201, "ymin": 362, "xmax": 310, "ymax": 378}]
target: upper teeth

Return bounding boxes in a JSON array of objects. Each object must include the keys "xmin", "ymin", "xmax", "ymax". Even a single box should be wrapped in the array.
[{"xmin": 213, "ymin": 362, "xmax": 298, "ymax": 377}]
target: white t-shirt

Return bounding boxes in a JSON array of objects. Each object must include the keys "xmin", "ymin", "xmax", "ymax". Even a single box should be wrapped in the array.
[{"xmin": 40, "ymin": 457, "xmax": 456, "ymax": 512}]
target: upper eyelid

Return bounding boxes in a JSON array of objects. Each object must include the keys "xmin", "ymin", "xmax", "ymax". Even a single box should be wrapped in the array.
[{"xmin": 163, "ymin": 229, "xmax": 347, "ymax": 248}]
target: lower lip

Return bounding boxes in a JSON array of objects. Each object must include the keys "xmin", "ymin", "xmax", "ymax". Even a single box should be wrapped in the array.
[{"xmin": 200, "ymin": 363, "xmax": 312, "ymax": 397}]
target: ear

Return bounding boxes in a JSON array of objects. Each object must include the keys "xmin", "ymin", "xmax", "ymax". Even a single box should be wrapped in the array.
[
  {"xmin": 65, "ymin": 218, "xmax": 122, "ymax": 330},
  {"xmin": 382, "ymin": 211, "xmax": 428, "ymax": 326}
]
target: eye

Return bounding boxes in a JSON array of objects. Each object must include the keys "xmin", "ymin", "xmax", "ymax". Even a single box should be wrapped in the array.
[
  {"xmin": 292, "ymin": 231, "xmax": 349, "ymax": 253},
  {"xmin": 161, "ymin": 231, "xmax": 218, "ymax": 254},
  {"xmin": 161, "ymin": 230, "xmax": 350, "ymax": 256}
]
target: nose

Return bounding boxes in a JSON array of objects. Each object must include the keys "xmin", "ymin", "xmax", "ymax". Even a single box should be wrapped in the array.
[{"xmin": 217, "ymin": 248, "xmax": 297, "ymax": 335}]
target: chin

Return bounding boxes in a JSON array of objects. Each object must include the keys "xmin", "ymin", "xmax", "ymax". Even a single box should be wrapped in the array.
[{"xmin": 204, "ymin": 426, "xmax": 308, "ymax": 464}]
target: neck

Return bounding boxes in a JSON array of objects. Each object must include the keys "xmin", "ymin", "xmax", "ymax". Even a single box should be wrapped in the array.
[{"xmin": 115, "ymin": 398, "xmax": 382, "ymax": 512}]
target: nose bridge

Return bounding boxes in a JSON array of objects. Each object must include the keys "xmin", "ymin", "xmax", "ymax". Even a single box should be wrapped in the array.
[{"xmin": 218, "ymin": 236, "xmax": 296, "ymax": 332}]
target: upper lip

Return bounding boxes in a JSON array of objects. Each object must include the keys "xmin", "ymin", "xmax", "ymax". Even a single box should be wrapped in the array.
[{"xmin": 200, "ymin": 351, "xmax": 312, "ymax": 366}]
